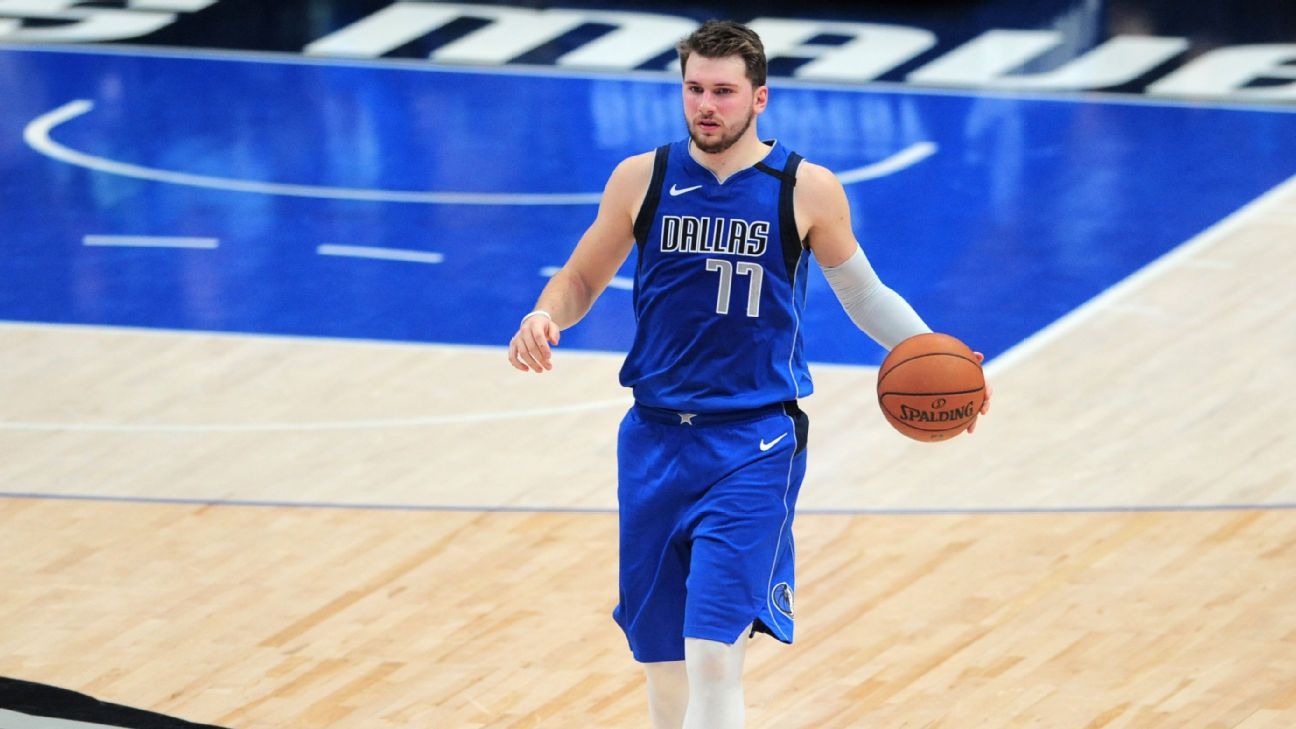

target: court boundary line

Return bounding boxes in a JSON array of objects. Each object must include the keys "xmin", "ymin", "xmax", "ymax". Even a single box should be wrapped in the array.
[
  {"xmin": 0, "ymin": 397, "xmax": 632, "ymax": 433},
  {"xmin": 0, "ymin": 319, "xmax": 639, "ymax": 431},
  {"xmin": 0, "ymin": 318, "xmax": 875, "ymax": 371},
  {"xmin": 0, "ymin": 317, "xmax": 624, "ymax": 356},
  {"xmin": 0, "ymin": 318, "xmax": 870, "ymax": 432},
  {"xmin": 0, "ymin": 490, "xmax": 1293, "ymax": 516},
  {"xmin": 987, "ymin": 171, "xmax": 1296, "ymax": 376},
  {"xmin": 2, "ymin": 42, "xmax": 1294, "ymax": 115}
]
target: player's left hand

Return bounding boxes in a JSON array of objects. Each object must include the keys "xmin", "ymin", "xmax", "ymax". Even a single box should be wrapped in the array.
[{"xmin": 967, "ymin": 351, "xmax": 992, "ymax": 434}]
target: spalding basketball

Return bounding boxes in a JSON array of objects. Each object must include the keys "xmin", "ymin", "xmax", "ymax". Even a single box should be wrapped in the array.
[{"xmin": 876, "ymin": 333, "xmax": 985, "ymax": 442}]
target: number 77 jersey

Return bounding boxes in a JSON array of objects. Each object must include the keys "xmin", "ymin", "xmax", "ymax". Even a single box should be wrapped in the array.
[{"xmin": 618, "ymin": 139, "xmax": 814, "ymax": 412}]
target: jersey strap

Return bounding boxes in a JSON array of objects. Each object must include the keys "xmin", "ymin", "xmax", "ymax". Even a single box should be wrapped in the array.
[
  {"xmin": 633, "ymin": 144, "xmax": 672, "ymax": 245},
  {"xmin": 757, "ymin": 151, "xmax": 805, "ymax": 282}
]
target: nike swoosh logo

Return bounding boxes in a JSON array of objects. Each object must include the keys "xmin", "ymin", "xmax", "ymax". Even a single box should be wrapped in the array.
[
  {"xmin": 759, "ymin": 433, "xmax": 788, "ymax": 451},
  {"xmin": 669, "ymin": 183, "xmax": 703, "ymax": 196}
]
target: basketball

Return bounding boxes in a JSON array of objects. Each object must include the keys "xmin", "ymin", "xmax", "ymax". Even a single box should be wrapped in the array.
[{"xmin": 876, "ymin": 333, "xmax": 986, "ymax": 442}]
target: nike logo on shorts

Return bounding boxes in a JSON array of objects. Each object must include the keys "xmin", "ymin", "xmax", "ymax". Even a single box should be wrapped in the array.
[
  {"xmin": 669, "ymin": 183, "xmax": 702, "ymax": 196},
  {"xmin": 759, "ymin": 433, "xmax": 788, "ymax": 451}
]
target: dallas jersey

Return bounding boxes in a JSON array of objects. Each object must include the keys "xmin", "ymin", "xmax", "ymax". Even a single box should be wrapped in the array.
[{"xmin": 618, "ymin": 139, "xmax": 814, "ymax": 412}]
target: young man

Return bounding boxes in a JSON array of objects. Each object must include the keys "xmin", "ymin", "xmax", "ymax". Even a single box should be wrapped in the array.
[{"xmin": 508, "ymin": 20, "xmax": 990, "ymax": 729}]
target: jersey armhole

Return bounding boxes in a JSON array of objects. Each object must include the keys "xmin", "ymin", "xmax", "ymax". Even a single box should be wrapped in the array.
[{"xmin": 632, "ymin": 144, "xmax": 671, "ymax": 246}]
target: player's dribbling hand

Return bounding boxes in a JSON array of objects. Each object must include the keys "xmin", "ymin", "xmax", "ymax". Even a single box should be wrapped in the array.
[
  {"xmin": 508, "ymin": 315, "xmax": 561, "ymax": 373},
  {"xmin": 966, "ymin": 351, "xmax": 993, "ymax": 434}
]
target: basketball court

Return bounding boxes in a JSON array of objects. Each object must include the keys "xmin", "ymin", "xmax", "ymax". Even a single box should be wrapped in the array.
[{"xmin": 1, "ymin": 1, "xmax": 1294, "ymax": 726}]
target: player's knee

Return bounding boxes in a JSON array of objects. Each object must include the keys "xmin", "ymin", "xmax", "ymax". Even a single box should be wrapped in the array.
[
  {"xmin": 684, "ymin": 637, "xmax": 744, "ymax": 687},
  {"xmin": 645, "ymin": 661, "xmax": 688, "ymax": 699}
]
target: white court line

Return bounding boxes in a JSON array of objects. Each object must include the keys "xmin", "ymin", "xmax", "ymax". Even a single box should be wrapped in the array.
[
  {"xmin": 838, "ymin": 141, "xmax": 936, "ymax": 184},
  {"xmin": 985, "ymin": 171, "xmax": 1296, "ymax": 377},
  {"xmin": 83, "ymin": 234, "xmax": 218, "ymax": 249},
  {"xmin": 0, "ymin": 318, "xmax": 632, "ymax": 359},
  {"xmin": 24, "ymin": 101, "xmax": 600, "ymax": 206},
  {"xmin": 0, "ymin": 321, "xmax": 635, "ymax": 433},
  {"xmin": 318, "ymin": 244, "xmax": 444, "ymax": 264},
  {"xmin": 0, "ymin": 397, "xmax": 632, "ymax": 433},
  {"xmin": 23, "ymin": 100, "xmax": 936, "ymax": 206},
  {"xmin": 0, "ymin": 318, "xmax": 870, "ymax": 369}
]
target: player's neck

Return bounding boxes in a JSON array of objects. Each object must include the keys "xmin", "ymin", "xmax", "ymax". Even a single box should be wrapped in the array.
[{"xmin": 688, "ymin": 132, "xmax": 771, "ymax": 184}]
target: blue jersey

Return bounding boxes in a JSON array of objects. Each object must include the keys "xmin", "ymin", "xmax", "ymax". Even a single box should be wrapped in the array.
[{"xmin": 619, "ymin": 139, "xmax": 814, "ymax": 412}]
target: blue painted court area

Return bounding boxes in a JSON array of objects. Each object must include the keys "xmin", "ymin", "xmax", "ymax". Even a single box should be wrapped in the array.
[{"xmin": 2, "ymin": 46, "xmax": 1294, "ymax": 365}]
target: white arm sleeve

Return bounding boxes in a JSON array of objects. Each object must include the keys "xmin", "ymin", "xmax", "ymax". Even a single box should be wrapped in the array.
[{"xmin": 821, "ymin": 246, "xmax": 931, "ymax": 350}]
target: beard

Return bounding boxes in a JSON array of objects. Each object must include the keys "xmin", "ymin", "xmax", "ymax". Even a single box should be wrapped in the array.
[{"xmin": 689, "ymin": 108, "xmax": 755, "ymax": 154}]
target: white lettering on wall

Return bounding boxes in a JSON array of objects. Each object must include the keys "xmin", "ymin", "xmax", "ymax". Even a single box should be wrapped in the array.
[
  {"xmin": 555, "ymin": 11, "xmax": 695, "ymax": 70},
  {"xmin": 1149, "ymin": 45, "xmax": 1296, "ymax": 101},
  {"xmin": 909, "ymin": 29, "xmax": 1189, "ymax": 90},
  {"xmin": 307, "ymin": 2, "xmax": 695, "ymax": 69},
  {"xmin": 0, "ymin": 0, "xmax": 215, "ymax": 42},
  {"xmin": 2, "ymin": 0, "xmax": 1286, "ymax": 102},
  {"xmin": 745, "ymin": 18, "xmax": 936, "ymax": 82}
]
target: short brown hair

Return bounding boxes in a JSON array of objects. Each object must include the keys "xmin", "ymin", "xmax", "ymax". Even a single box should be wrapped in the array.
[{"xmin": 676, "ymin": 20, "xmax": 767, "ymax": 89}]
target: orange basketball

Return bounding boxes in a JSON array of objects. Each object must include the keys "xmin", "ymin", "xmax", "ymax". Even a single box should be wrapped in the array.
[{"xmin": 876, "ymin": 332, "xmax": 985, "ymax": 442}]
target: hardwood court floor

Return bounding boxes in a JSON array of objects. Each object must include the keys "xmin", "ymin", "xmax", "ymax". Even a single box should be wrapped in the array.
[
  {"xmin": 2, "ymin": 504, "xmax": 1292, "ymax": 727},
  {"xmin": 1, "ymin": 180, "xmax": 1294, "ymax": 726}
]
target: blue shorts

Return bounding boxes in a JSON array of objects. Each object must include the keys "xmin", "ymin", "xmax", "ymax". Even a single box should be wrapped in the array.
[{"xmin": 613, "ymin": 401, "xmax": 809, "ymax": 663}]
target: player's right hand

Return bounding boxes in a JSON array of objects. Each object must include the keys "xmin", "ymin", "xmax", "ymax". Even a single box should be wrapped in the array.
[{"xmin": 508, "ymin": 314, "xmax": 561, "ymax": 373}]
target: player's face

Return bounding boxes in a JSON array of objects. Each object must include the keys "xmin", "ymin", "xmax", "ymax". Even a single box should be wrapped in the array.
[{"xmin": 682, "ymin": 54, "xmax": 768, "ymax": 154}]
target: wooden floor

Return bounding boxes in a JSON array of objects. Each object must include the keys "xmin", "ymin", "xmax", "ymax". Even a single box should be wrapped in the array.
[{"xmin": 1, "ymin": 178, "xmax": 1294, "ymax": 727}]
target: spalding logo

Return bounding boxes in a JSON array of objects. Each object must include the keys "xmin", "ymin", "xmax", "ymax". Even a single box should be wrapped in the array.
[{"xmin": 899, "ymin": 401, "xmax": 976, "ymax": 423}]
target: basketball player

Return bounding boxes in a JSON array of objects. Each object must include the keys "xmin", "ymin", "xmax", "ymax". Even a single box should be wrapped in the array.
[{"xmin": 508, "ymin": 20, "xmax": 991, "ymax": 729}]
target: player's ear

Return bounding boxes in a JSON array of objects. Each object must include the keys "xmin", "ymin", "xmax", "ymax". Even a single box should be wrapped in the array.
[{"xmin": 754, "ymin": 85, "xmax": 768, "ymax": 113}]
